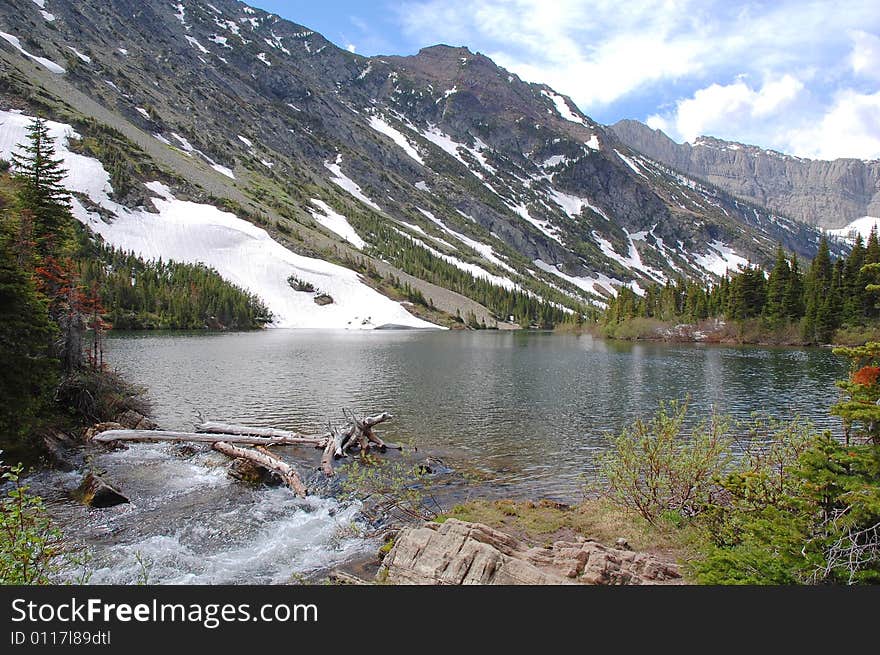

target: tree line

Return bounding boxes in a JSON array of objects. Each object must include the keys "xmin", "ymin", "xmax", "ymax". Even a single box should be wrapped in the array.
[
  {"xmin": 77, "ymin": 241, "xmax": 272, "ymax": 330},
  {"xmin": 0, "ymin": 117, "xmax": 268, "ymax": 456},
  {"xmin": 603, "ymin": 233, "xmax": 877, "ymax": 344}
]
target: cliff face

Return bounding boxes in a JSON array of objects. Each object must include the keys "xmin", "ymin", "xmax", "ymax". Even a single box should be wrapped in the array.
[{"xmin": 610, "ymin": 120, "xmax": 880, "ymax": 229}]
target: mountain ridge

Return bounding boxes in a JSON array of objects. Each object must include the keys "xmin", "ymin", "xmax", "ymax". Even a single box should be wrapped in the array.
[
  {"xmin": 0, "ymin": 0, "xmax": 842, "ymax": 328},
  {"xmin": 610, "ymin": 119, "xmax": 880, "ymax": 230}
]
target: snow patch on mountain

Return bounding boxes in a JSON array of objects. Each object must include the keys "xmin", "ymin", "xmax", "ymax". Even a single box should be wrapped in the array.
[
  {"xmin": 0, "ymin": 110, "xmax": 435, "ymax": 330},
  {"xmin": 368, "ymin": 115, "xmax": 424, "ymax": 165},
  {"xmin": 693, "ymin": 240, "xmax": 749, "ymax": 276},
  {"xmin": 614, "ymin": 149, "xmax": 648, "ymax": 179},
  {"xmin": 416, "ymin": 208, "xmax": 515, "ymax": 273},
  {"xmin": 0, "ymin": 31, "xmax": 64, "ymax": 73},
  {"xmin": 68, "ymin": 46, "xmax": 91, "ymax": 63},
  {"xmin": 324, "ymin": 155, "xmax": 381, "ymax": 211},
  {"xmin": 533, "ymin": 260, "xmax": 628, "ymax": 299},
  {"xmin": 828, "ymin": 216, "xmax": 880, "ymax": 241},
  {"xmin": 309, "ymin": 199, "xmax": 366, "ymax": 249},
  {"xmin": 541, "ymin": 89, "xmax": 587, "ymax": 126}
]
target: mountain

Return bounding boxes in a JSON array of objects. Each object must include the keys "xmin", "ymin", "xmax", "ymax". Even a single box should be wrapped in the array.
[
  {"xmin": 610, "ymin": 119, "xmax": 880, "ymax": 232},
  {"xmin": 0, "ymin": 0, "xmax": 840, "ymax": 328}
]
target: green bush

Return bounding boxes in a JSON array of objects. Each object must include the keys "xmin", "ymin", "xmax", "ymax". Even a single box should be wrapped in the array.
[
  {"xmin": 595, "ymin": 399, "xmax": 732, "ymax": 524},
  {"xmin": 0, "ymin": 463, "xmax": 64, "ymax": 584}
]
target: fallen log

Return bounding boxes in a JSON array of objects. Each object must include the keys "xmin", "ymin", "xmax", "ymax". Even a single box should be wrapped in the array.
[
  {"xmin": 212, "ymin": 441, "xmax": 308, "ymax": 498},
  {"xmin": 93, "ymin": 429, "xmax": 326, "ymax": 447},
  {"xmin": 196, "ymin": 421, "xmax": 328, "ymax": 443},
  {"xmin": 321, "ymin": 426, "xmax": 340, "ymax": 477}
]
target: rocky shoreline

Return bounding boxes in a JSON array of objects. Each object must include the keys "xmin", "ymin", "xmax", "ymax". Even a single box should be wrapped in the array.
[{"xmin": 376, "ymin": 518, "xmax": 681, "ymax": 585}]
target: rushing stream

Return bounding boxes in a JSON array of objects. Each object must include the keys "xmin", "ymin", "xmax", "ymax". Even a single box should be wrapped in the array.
[{"xmin": 27, "ymin": 330, "xmax": 847, "ymax": 584}]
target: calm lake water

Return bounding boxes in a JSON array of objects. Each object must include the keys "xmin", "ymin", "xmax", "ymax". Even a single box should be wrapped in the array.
[
  {"xmin": 103, "ymin": 330, "xmax": 847, "ymax": 499},
  {"xmin": 31, "ymin": 330, "xmax": 848, "ymax": 584}
]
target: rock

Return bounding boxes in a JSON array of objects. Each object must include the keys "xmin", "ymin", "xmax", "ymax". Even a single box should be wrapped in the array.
[
  {"xmin": 76, "ymin": 473, "xmax": 130, "ymax": 508},
  {"xmin": 170, "ymin": 443, "xmax": 201, "ymax": 458},
  {"xmin": 41, "ymin": 431, "xmax": 77, "ymax": 471},
  {"xmin": 610, "ymin": 119, "xmax": 880, "ymax": 229},
  {"xmin": 615, "ymin": 537, "xmax": 631, "ymax": 550},
  {"xmin": 228, "ymin": 458, "xmax": 282, "ymax": 486},
  {"xmin": 380, "ymin": 518, "xmax": 680, "ymax": 585},
  {"xmin": 115, "ymin": 410, "xmax": 157, "ymax": 431},
  {"xmin": 313, "ymin": 293, "xmax": 333, "ymax": 306}
]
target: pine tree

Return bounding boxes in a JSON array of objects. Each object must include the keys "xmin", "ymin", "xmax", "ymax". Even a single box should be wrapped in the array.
[
  {"xmin": 11, "ymin": 117, "xmax": 72, "ymax": 258},
  {"xmin": 0, "ymin": 222, "xmax": 58, "ymax": 454},
  {"xmin": 784, "ymin": 252, "xmax": 804, "ymax": 320},
  {"xmin": 763, "ymin": 246, "xmax": 790, "ymax": 327},
  {"xmin": 803, "ymin": 236, "xmax": 835, "ymax": 343},
  {"xmin": 866, "ymin": 226, "xmax": 880, "ymax": 265},
  {"xmin": 843, "ymin": 234, "xmax": 867, "ymax": 322}
]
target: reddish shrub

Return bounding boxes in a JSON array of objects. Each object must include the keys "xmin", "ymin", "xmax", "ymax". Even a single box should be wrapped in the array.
[{"xmin": 852, "ymin": 366, "xmax": 880, "ymax": 386}]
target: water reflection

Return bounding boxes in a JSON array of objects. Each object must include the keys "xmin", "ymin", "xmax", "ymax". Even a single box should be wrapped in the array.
[{"xmin": 105, "ymin": 331, "xmax": 847, "ymax": 499}]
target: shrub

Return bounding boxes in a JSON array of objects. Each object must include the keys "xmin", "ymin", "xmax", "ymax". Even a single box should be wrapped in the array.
[
  {"xmin": 340, "ymin": 454, "xmax": 441, "ymax": 525},
  {"xmin": 0, "ymin": 462, "xmax": 64, "ymax": 584},
  {"xmin": 286, "ymin": 275, "xmax": 315, "ymax": 293},
  {"xmin": 55, "ymin": 367, "xmax": 150, "ymax": 424},
  {"xmin": 595, "ymin": 399, "xmax": 732, "ymax": 524}
]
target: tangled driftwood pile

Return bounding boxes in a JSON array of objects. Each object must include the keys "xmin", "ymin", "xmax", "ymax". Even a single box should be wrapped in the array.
[{"xmin": 92, "ymin": 411, "xmax": 398, "ymax": 498}]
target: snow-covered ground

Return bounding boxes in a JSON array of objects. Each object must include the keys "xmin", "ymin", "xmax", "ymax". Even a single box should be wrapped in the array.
[
  {"xmin": 0, "ymin": 30, "xmax": 64, "ymax": 73},
  {"xmin": 368, "ymin": 114, "xmax": 423, "ymax": 165},
  {"xmin": 541, "ymin": 89, "xmax": 587, "ymax": 126},
  {"xmin": 692, "ymin": 240, "xmax": 749, "ymax": 277},
  {"xmin": 0, "ymin": 110, "xmax": 437, "ymax": 329},
  {"xmin": 309, "ymin": 199, "xmax": 366, "ymax": 249},
  {"xmin": 828, "ymin": 216, "xmax": 880, "ymax": 241},
  {"xmin": 324, "ymin": 155, "xmax": 381, "ymax": 211}
]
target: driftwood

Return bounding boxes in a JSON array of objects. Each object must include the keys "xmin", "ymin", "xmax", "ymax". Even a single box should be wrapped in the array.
[
  {"xmin": 212, "ymin": 441, "xmax": 308, "ymax": 498},
  {"xmin": 196, "ymin": 421, "xmax": 328, "ymax": 444},
  {"xmin": 93, "ymin": 429, "xmax": 326, "ymax": 447},
  {"xmin": 319, "ymin": 412, "xmax": 397, "ymax": 478},
  {"xmin": 92, "ymin": 410, "xmax": 398, "ymax": 495}
]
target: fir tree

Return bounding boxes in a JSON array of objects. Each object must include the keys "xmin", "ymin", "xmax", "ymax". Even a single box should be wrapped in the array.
[
  {"xmin": 763, "ymin": 246, "xmax": 790, "ymax": 327},
  {"xmin": 0, "ymin": 222, "xmax": 57, "ymax": 455},
  {"xmin": 11, "ymin": 118, "xmax": 72, "ymax": 258}
]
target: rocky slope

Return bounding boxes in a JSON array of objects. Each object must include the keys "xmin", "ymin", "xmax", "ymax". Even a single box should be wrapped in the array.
[
  {"xmin": 0, "ymin": 0, "xmax": 841, "ymax": 325},
  {"xmin": 611, "ymin": 119, "xmax": 880, "ymax": 230}
]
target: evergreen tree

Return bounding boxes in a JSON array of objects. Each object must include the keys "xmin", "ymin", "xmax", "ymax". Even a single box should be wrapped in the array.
[
  {"xmin": 802, "ymin": 236, "xmax": 836, "ymax": 343},
  {"xmin": 866, "ymin": 226, "xmax": 880, "ymax": 265},
  {"xmin": 11, "ymin": 118, "xmax": 72, "ymax": 258},
  {"xmin": 763, "ymin": 246, "xmax": 790, "ymax": 327},
  {"xmin": 784, "ymin": 252, "xmax": 804, "ymax": 319},
  {"xmin": 843, "ymin": 234, "xmax": 867, "ymax": 322},
  {"xmin": 0, "ymin": 222, "xmax": 57, "ymax": 455}
]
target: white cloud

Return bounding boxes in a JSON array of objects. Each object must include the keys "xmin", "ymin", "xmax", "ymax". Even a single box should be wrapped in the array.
[
  {"xmin": 396, "ymin": 0, "xmax": 880, "ymax": 158},
  {"xmin": 851, "ymin": 30, "xmax": 880, "ymax": 80},
  {"xmin": 785, "ymin": 90, "xmax": 880, "ymax": 160},
  {"xmin": 346, "ymin": 43, "xmax": 357, "ymax": 53},
  {"xmin": 667, "ymin": 75, "xmax": 804, "ymax": 143}
]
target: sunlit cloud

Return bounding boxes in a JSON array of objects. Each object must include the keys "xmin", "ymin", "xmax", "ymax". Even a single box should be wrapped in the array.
[{"xmin": 395, "ymin": 0, "xmax": 880, "ymax": 159}]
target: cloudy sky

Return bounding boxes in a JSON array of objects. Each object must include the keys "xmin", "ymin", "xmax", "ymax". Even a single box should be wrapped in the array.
[{"xmin": 253, "ymin": 1, "xmax": 880, "ymax": 160}]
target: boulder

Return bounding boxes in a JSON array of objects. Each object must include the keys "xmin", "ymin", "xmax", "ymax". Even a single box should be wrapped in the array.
[
  {"xmin": 379, "ymin": 518, "xmax": 680, "ymax": 585},
  {"xmin": 228, "ymin": 458, "xmax": 282, "ymax": 486},
  {"xmin": 76, "ymin": 473, "xmax": 130, "ymax": 508}
]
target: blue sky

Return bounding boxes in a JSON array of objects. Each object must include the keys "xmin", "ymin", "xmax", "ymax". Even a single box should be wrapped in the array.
[{"xmin": 251, "ymin": 1, "xmax": 880, "ymax": 160}]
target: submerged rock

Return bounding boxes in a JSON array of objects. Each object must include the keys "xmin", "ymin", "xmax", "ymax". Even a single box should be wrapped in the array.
[
  {"xmin": 76, "ymin": 473, "xmax": 130, "ymax": 508},
  {"xmin": 228, "ymin": 458, "xmax": 282, "ymax": 486},
  {"xmin": 379, "ymin": 518, "xmax": 680, "ymax": 585}
]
